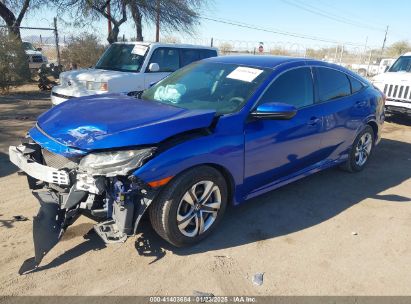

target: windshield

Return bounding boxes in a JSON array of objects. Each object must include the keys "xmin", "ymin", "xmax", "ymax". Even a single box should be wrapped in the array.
[
  {"xmin": 22, "ymin": 42, "xmax": 36, "ymax": 51},
  {"xmin": 95, "ymin": 44, "xmax": 147, "ymax": 72},
  {"xmin": 141, "ymin": 62, "xmax": 271, "ymax": 115},
  {"xmin": 389, "ymin": 56, "xmax": 411, "ymax": 72}
]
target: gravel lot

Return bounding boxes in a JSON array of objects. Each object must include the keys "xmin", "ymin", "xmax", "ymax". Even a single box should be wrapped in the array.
[{"xmin": 1, "ymin": 84, "xmax": 411, "ymax": 296}]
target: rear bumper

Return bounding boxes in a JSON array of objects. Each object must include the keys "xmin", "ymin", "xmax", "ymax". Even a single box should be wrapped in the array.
[{"xmin": 9, "ymin": 145, "xmax": 70, "ymax": 185}]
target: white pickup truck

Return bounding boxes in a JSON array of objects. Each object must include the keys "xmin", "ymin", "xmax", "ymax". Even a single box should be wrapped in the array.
[
  {"xmin": 351, "ymin": 58, "xmax": 395, "ymax": 77},
  {"xmin": 372, "ymin": 52, "xmax": 411, "ymax": 116},
  {"xmin": 51, "ymin": 42, "xmax": 218, "ymax": 105},
  {"xmin": 22, "ymin": 41, "xmax": 48, "ymax": 70}
]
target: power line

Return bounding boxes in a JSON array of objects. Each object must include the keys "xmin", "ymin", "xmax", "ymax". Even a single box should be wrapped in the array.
[
  {"xmin": 281, "ymin": 0, "xmax": 385, "ymax": 32},
  {"xmin": 200, "ymin": 15, "xmax": 379, "ymax": 48}
]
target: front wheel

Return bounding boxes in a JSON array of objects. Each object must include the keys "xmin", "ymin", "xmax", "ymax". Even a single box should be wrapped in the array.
[
  {"xmin": 149, "ymin": 166, "xmax": 228, "ymax": 247},
  {"xmin": 341, "ymin": 126, "xmax": 374, "ymax": 172}
]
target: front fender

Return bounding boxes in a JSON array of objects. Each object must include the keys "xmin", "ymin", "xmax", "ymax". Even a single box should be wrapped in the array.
[{"xmin": 133, "ymin": 132, "xmax": 245, "ymax": 204}]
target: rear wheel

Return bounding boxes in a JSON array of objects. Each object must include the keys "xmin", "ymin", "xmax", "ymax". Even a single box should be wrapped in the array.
[
  {"xmin": 341, "ymin": 125, "xmax": 374, "ymax": 172},
  {"xmin": 149, "ymin": 166, "xmax": 228, "ymax": 247}
]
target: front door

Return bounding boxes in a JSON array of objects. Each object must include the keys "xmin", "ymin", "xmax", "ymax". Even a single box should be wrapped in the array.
[
  {"xmin": 144, "ymin": 47, "xmax": 180, "ymax": 88},
  {"xmin": 244, "ymin": 67, "xmax": 324, "ymax": 194}
]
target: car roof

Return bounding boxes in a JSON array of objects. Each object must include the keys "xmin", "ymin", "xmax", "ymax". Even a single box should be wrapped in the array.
[
  {"xmin": 402, "ymin": 52, "xmax": 411, "ymax": 56},
  {"xmin": 113, "ymin": 41, "xmax": 217, "ymax": 51},
  {"xmin": 204, "ymin": 55, "xmax": 316, "ymax": 69}
]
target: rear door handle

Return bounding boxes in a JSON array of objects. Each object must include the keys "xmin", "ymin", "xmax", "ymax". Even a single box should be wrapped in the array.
[{"xmin": 308, "ymin": 117, "xmax": 321, "ymax": 126}]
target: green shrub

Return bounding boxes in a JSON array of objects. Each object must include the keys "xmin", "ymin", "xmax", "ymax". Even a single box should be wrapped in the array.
[
  {"xmin": 0, "ymin": 30, "xmax": 30, "ymax": 92},
  {"xmin": 61, "ymin": 33, "xmax": 106, "ymax": 69}
]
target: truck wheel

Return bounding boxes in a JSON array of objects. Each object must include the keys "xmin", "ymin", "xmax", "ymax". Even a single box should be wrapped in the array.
[
  {"xmin": 340, "ymin": 126, "xmax": 374, "ymax": 172},
  {"xmin": 149, "ymin": 166, "xmax": 228, "ymax": 247}
]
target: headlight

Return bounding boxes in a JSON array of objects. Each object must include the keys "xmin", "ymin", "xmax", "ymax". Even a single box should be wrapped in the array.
[
  {"xmin": 86, "ymin": 81, "xmax": 108, "ymax": 91},
  {"xmin": 79, "ymin": 148, "xmax": 155, "ymax": 176}
]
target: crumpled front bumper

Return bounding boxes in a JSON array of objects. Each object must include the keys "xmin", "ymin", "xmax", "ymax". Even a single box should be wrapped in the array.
[
  {"xmin": 9, "ymin": 142, "xmax": 155, "ymax": 267},
  {"xmin": 9, "ymin": 145, "xmax": 85, "ymax": 265},
  {"xmin": 9, "ymin": 145, "xmax": 70, "ymax": 186}
]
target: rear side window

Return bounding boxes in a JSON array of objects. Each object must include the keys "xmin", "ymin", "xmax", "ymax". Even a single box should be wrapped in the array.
[
  {"xmin": 348, "ymin": 76, "xmax": 364, "ymax": 94},
  {"xmin": 315, "ymin": 67, "xmax": 351, "ymax": 102},
  {"xmin": 148, "ymin": 48, "xmax": 180, "ymax": 72},
  {"xmin": 200, "ymin": 49, "xmax": 217, "ymax": 59},
  {"xmin": 259, "ymin": 67, "xmax": 314, "ymax": 108},
  {"xmin": 181, "ymin": 49, "xmax": 201, "ymax": 67}
]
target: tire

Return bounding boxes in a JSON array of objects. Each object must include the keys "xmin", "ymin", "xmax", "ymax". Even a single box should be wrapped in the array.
[
  {"xmin": 341, "ymin": 125, "xmax": 374, "ymax": 172},
  {"xmin": 149, "ymin": 166, "xmax": 228, "ymax": 247}
]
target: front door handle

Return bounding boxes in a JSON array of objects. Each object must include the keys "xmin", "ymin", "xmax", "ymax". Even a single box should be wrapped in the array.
[{"xmin": 308, "ymin": 117, "xmax": 321, "ymax": 126}]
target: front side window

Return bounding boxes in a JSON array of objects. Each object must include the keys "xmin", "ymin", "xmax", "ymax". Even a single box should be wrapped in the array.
[
  {"xmin": 258, "ymin": 67, "xmax": 314, "ymax": 108},
  {"xmin": 148, "ymin": 48, "xmax": 180, "ymax": 72},
  {"xmin": 388, "ymin": 56, "xmax": 411, "ymax": 72},
  {"xmin": 95, "ymin": 44, "xmax": 146, "ymax": 72},
  {"xmin": 316, "ymin": 67, "xmax": 351, "ymax": 102},
  {"xmin": 142, "ymin": 62, "xmax": 271, "ymax": 115}
]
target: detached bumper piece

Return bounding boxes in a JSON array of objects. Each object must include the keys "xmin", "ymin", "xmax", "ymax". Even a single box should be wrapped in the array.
[
  {"xmin": 9, "ymin": 145, "xmax": 70, "ymax": 185},
  {"xmin": 32, "ymin": 191, "xmax": 66, "ymax": 265}
]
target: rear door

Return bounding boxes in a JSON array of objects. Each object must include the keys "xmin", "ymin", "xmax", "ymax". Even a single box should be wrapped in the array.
[
  {"xmin": 244, "ymin": 67, "xmax": 325, "ymax": 194},
  {"xmin": 312, "ymin": 67, "xmax": 367, "ymax": 161}
]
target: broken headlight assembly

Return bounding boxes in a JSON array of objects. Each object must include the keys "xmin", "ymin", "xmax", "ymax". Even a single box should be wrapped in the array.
[{"xmin": 79, "ymin": 148, "xmax": 155, "ymax": 176}]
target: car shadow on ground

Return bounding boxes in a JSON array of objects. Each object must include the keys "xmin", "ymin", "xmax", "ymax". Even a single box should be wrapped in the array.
[
  {"xmin": 18, "ymin": 138, "xmax": 411, "ymax": 271},
  {"xmin": 134, "ymin": 138, "xmax": 411, "ymax": 263},
  {"xmin": 0, "ymin": 152, "xmax": 17, "ymax": 178}
]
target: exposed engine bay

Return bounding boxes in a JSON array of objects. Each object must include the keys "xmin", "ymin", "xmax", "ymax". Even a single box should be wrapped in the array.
[{"xmin": 9, "ymin": 138, "xmax": 158, "ymax": 266}]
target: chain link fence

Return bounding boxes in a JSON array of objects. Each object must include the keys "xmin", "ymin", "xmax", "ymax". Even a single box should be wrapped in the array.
[{"xmin": 171, "ymin": 36, "xmax": 394, "ymax": 78}]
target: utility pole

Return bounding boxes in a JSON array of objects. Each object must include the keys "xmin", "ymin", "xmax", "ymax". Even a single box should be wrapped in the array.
[
  {"xmin": 53, "ymin": 17, "xmax": 61, "ymax": 66},
  {"xmin": 155, "ymin": 0, "xmax": 160, "ymax": 42},
  {"xmin": 381, "ymin": 25, "xmax": 389, "ymax": 55},
  {"xmin": 107, "ymin": 0, "xmax": 112, "ymax": 38}
]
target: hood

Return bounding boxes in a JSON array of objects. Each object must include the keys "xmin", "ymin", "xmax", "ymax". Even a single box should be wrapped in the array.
[
  {"xmin": 36, "ymin": 94, "xmax": 216, "ymax": 151},
  {"xmin": 373, "ymin": 71, "xmax": 411, "ymax": 83},
  {"xmin": 61, "ymin": 68, "xmax": 138, "ymax": 83}
]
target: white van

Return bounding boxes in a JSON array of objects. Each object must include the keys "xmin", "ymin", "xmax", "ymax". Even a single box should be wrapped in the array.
[
  {"xmin": 51, "ymin": 42, "xmax": 218, "ymax": 105},
  {"xmin": 372, "ymin": 53, "xmax": 411, "ymax": 115}
]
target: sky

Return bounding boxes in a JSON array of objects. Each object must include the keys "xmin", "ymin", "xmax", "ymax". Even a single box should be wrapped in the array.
[{"xmin": 18, "ymin": 0, "xmax": 411, "ymax": 51}]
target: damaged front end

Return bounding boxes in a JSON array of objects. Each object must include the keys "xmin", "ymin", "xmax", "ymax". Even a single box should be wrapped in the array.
[{"xmin": 9, "ymin": 139, "xmax": 157, "ymax": 266}]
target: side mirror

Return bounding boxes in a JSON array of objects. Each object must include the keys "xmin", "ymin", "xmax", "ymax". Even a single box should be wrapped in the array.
[
  {"xmin": 250, "ymin": 102, "xmax": 297, "ymax": 120},
  {"xmin": 36, "ymin": 47, "xmax": 42, "ymax": 51},
  {"xmin": 148, "ymin": 62, "xmax": 160, "ymax": 72}
]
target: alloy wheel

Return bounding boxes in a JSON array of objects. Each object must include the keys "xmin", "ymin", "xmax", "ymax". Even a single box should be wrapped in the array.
[
  {"xmin": 355, "ymin": 132, "xmax": 373, "ymax": 166},
  {"xmin": 176, "ymin": 181, "xmax": 222, "ymax": 237}
]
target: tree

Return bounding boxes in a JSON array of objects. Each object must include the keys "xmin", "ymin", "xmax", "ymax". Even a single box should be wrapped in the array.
[
  {"xmin": 219, "ymin": 42, "xmax": 232, "ymax": 55},
  {"xmin": 53, "ymin": 0, "xmax": 128, "ymax": 44},
  {"xmin": 387, "ymin": 40, "xmax": 411, "ymax": 57},
  {"xmin": 0, "ymin": 29, "xmax": 30, "ymax": 92},
  {"xmin": 129, "ymin": 0, "xmax": 206, "ymax": 42},
  {"xmin": 0, "ymin": 0, "xmax": 35, "ymax": 40},
  {"xmin": 128, "ymin": 0, "xmax": 143, "ymax": 41}
]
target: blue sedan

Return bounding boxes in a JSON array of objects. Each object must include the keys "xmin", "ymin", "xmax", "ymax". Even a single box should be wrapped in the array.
[{"xmin": 9, "ymin": 56, "xmax": 385, "ymax": 264}]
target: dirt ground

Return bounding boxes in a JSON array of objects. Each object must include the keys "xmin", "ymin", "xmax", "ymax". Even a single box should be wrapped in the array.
[{"xmin": 1, "ymin": 84, "xmax": 411, "ymax": 296}]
